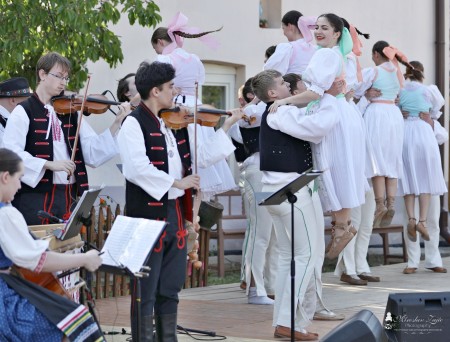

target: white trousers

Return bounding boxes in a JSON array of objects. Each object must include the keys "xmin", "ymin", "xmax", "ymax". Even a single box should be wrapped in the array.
[
  {"xmin": 263, "ymin": 184, "xmax": 318, "ymax": 330},
  {"xmin": 335, "ymin": 188, "xmax": 376, "ymax": 276},
  {"xmin": 402, "ymin": 195, "xmax": 443, "ymax": 268},
  {"xmin": 242, "ymin": 164, "xmax": 278, "ymax": 296}
]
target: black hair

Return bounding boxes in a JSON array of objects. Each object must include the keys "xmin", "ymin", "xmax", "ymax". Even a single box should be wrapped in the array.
[
  {"xmin": 242, "ymin": 77, "xmax": 254, "ymax": 104},
  {"xmin": 151, "ymin": 26, "xmax": 222, "ymax": 45},
  {"xmin": 283, "ymin": 73, "xmax": 302, "ymax": 94},
  {"xmin": 265, "ymin": 45, "xmax": 276, "ymax": 60},
  {"xmin": 372, "ymin": 40, "xmax": 413, "ymax": 69},
  {"xmin": 0, "ymin": 148, "xmax": 22, "ymax": 175},
  {"xmin": 340, "ymin": 17, "xmax": 370, "ymax": 39},
  {"xmin": 135, "ymin": 62, "xmax": 175, "ymax": 100},
  {"xmin": 317, "ymin": 13, "xmax": 344, "ymax": 42},
  {"xmin": 117, "ymin": 73, "xmax": 135, "ymax": 102},
  {"xmin": 282, "ymin": 10, "xmax": 303, "ymax": 27}
]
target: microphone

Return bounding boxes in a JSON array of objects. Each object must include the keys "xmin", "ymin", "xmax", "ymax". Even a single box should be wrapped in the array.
[{"xmin": 37, "ymin": 210, "xmax": 65, "ymax": 223}]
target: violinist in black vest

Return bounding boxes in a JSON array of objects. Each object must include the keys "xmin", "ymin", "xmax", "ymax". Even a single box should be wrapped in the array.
[
  {"xmin": 118, "ymin": 60, "xmax": 243, "ymax": 342},
  {"xmin": 3, "ymin": 51, "xmax": 130, "ymax": 225}
]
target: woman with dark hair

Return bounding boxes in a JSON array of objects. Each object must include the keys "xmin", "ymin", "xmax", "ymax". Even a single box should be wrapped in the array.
[
  {"xmin": 398, "ymin": 61, "xmax": 447, "ymax": 244},
  {"xmin": 263, "ymin": 10, "xmax": 317, "ymax": 75},
  {"xmin": 0, "ymin": 147, "xmax": 104, "ymax": 341},
  {"xmin": 355, "ymin": 40, "xmax": 410, "ymax": 229},
  {"xmin": 269, "ymin": 13, "xmax": 367, "ymax": 261}
]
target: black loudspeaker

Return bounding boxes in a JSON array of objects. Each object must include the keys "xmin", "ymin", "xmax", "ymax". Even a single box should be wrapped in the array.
[
  {"xmin": 321, "ymin": 309, "xmax": 387, "ymax": 342},
  {"xmin": 384, "ymin": 292, "xmax": 450, "ymax": 342}
]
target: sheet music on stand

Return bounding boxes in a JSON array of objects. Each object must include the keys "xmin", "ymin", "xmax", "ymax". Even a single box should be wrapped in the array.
[{"xmin": 100, "ymin": 215, "xmax": 167, "ymax": 275}]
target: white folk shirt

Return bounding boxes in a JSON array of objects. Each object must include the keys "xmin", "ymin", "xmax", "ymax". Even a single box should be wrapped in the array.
[
  {"xmin": 156, "ymin": 48, "xmax": 205, "ymax": 97},
  {"xmin": 0, "ymin": 105, "xmax": 10, "ymax": 147},
  {"xmin": 263, "ymin": 39, "xmax": 317, "ymax": 76},
  {"xmin": 3, "ymin": 104, "xmax": 119, "ymax": 187},
  {"xmin": 0, "ymin": 205, "xmax": 49, "ymax": 271},
  {"xmin": 118, "ymin": 115, "xmax": 235, "ymax": 201}
]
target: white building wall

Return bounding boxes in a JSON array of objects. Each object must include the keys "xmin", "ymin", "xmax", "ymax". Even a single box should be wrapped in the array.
[{"xmin": 84, "ymin": 0, "xmax": 448, "ymax": 208}]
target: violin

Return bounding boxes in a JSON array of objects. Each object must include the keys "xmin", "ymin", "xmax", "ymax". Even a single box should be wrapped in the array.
[
  {"xmin": 52, "ymin": 94, "xmax": 121, "ymax": 115},
  {"xmin": 159, "ymin": 106, "xmax": 256, "ymax": 130}
]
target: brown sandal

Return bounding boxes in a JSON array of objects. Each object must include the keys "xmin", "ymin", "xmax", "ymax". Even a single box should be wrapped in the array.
[
  {"xmin": 416, "ymin": 220, "xmax": 430, "ymax": 241},
  {"xmin": 406, "ymin": 218, "xmax": 417, "ymax": 242},
  {"xmin": 326, "ymin": 223, "xmax": 354, "ymax": 259}
]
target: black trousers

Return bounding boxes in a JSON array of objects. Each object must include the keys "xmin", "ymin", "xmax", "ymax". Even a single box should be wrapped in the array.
[
  {"xmin": 13, "ymin": 184, "xmax": 77, "ymax": 225},
  {"xmin": 131, "ymin": 199, "xmax": 187, "ymax": 322}
]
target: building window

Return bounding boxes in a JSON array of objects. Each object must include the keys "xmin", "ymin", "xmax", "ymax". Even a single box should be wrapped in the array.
[
  {"xmin": 202, "ymin": 85, "xmax": 226, "ymax": 109},
  {"xmin": 259, "ymin": 0, "xmax": 281, "ymax": 29}
]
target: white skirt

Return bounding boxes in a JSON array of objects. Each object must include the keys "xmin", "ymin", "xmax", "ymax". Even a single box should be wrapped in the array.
[
  {"xmin": 313, "ymin": 98, "xmax": 367, "ymax": 211},
  {"xmin": 364, "ymin": 102, "xmax": 404, "ymax": 178},
  {"xmin": 399, "ymin": 117, "xmax": 447, "ymax": 196}
]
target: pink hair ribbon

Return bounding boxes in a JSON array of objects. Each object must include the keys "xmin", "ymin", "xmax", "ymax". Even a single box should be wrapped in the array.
[
  {"xmin": 349, "ymin": 25, "xmax": 363, "ymax": 82},
  {"xmin": 297, "ymin": 16, "xmax": 317, "ymax": 43},
  {"xmin": 162, "ymin": 12, "xmax": 220, "ymax": 55},
  {"xmin": 382, "ymin": 45, "xmax": 409, "ymax": 87}
]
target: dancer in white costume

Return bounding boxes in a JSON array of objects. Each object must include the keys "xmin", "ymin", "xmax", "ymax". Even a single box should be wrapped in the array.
[
  {"xmin": 269, "ymin": 14, "xmax": 367, "ymax": 260},
  {"xmin": 398, "ymin": 60, "xmax": 447, "ymax": 245},
  {"xmin": 355, "ymin": 41, "xmax": 410, "ymax": 229}
]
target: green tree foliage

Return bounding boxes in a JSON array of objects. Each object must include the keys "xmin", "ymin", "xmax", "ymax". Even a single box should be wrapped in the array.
[{"xmin": 0, "ymin": 0, "xmax": 161, "ymax": 90}]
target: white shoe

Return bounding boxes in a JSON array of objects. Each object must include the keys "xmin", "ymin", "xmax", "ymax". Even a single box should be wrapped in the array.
[
  {"xmin": 313, "ymin": 309, "xmax": 345, "ymax": 321},
  {"xmin": 248, "ymin": 287, "xmax": 274, "ymax": 305}
]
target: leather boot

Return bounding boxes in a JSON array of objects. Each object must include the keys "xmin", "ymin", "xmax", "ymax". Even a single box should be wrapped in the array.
[
  {"xmin": 155, "ymin": 313, "xmax": 178, "ymax": 342},
  {"xmin": 132, "ymin": 315, "xmax": 154, "ymax": 342}
]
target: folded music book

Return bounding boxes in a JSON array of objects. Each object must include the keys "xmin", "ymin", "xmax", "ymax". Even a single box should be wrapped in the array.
[{"xmin": 100, "ymin": 215, "xmax": 167, "ymax": 275}]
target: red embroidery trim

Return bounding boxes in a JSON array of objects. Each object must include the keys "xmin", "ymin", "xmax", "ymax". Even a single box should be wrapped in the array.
[
  {"xmin": 154, "ymin": 231, "xmax": 167, "ymax": 253},
  {"xmin": 148, "ymin": 202, "xmax": 164, "ymax": 206},
  {"xmin": 33, "ymin": 252, "xmax": 47, "ymax": 273}
]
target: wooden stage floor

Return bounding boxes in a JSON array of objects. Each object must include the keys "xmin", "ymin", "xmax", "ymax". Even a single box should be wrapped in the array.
[{"xmin": 97, "ymin": 256, "xmax": 450, "ymax": 341}]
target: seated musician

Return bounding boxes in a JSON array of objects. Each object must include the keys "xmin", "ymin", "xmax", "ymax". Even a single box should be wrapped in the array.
[{"xmin": 0, "ymin": 148, "xmax": 104, "ymax": 341}]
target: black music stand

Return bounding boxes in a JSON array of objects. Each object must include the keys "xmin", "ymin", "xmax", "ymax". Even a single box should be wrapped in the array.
[
  {"xmin": 257, "ymin": 170, "xmax": 322, "ymax": 342},
  {"xmin": 52, "ymin": 187, "xmax": 103, "ymax": 240},
  {"xmin": 99, "ymin": 264, "xmax": 150, "ymax": 342}
]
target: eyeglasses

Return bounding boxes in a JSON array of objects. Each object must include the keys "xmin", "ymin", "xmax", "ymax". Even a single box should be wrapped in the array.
[{"xmin": 48, "ymin": 72, "xmax": 70, "ymax": 83}]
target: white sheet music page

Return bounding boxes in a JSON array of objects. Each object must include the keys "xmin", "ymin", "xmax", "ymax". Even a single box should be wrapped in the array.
[{"xmin": 100, "ymin": 215, "xmax": 166, "ymax": 274}]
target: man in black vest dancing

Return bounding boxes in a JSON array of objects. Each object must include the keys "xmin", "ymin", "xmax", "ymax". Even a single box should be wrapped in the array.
[{"xmin": 118, "ymin": 61, "xmax": 243, "ymax": 341}]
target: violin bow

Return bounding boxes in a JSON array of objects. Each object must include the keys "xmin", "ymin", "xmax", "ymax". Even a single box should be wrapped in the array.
[{"xmin": 68, "ymin": 75, "xmax": 91, "ymax": 180}]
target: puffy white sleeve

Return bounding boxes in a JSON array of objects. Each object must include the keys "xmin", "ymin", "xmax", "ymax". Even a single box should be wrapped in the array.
[
  {"xmin": 240, "ymin": 101, "xmax": 265, "ymax": 127},
  {"xmin": 118, "ymin": 116, "xmax": 174, "ymax": 201},
  {"xmin": 302, "ymin": 49, "xmax": 341, "ymax": 96},
  {"xmin": 263, "ymin": 43, "xmax": 292, "ymax": 75},
  {"xmin": 0, "ymin": 206, "xmax": 49, "ymax": 271},
  {"xmin": 433, "ymin": 120, "xmax": 449, "ymax": 145},
  {"xmin": 427, "ymin": 85, "xmax": 445, "ymax": 119},
  {"xmin": 267, "ymin": 94, "xmax": 340, "ymax": 144},
  {"xmin": 188, "ymin": 125, "xmax": 235, "ymax": 168},
  {"xmin": 354, "ymin": 67, "xmax": 377, "ymax": 98},
  {"xmin": 345, "ymin": 54, "xmax": 359, "ymax": 91},
  {"xmin": 2, "ymin": 105, "xmax": 47, "ymax": 187},
  {"xmin": 228, "ymin": 122, "xmax": 243, "ymax": 143},
  {"xmin": 79, "ymin": 118, "xmax": 119, "ymax": 168}
]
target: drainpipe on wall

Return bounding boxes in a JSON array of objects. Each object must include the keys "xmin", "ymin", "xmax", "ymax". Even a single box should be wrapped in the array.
[{"xmin": 435, "ymin": 0, "xmax": 450, "ymax": 242}]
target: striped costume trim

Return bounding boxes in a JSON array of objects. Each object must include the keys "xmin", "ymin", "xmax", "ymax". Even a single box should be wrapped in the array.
[{"xmin": 57, "ymin": 305, "xmax": 103, "ymax": 340}]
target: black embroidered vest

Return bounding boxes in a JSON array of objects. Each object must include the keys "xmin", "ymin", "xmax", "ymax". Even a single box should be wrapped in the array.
[
  {"xmin": 125, "ymin": 104, "xmax": 192, "ymax": 220},
  {"xmin": 240, "ymin": 126, "xmax": 260, "ymax": 157},
  {"xmin": 18, "ymin": 94, "xmax": 88, "ymax": 195},
  {"xmin": 259, "ymin": 102, "xmax": 313, "ymax": 173}
]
